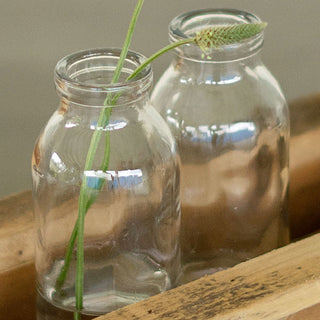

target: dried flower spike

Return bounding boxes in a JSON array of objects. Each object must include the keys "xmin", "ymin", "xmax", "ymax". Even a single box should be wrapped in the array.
[
  {"xmin": 195, "ymin": 23, "xmax": 267, "ymax": 57},
  {"xmin": 129, "ymin": 22, "xmax": 267, "ymax": 80}
]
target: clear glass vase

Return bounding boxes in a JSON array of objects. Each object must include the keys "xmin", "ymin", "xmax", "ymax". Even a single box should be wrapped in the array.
[
  {"xmin": 32, "ymin": 48, "xmax": 181, "ymax": 319},
  {"xmin": 151, "ymin": 9, "xmax": 290, "ymax": 285}
]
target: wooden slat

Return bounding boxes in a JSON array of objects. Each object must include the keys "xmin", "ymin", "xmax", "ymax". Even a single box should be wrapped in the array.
[
  {"xmin": 0, "ymin": 191, "xmax": 36, "ymax": 320},
  {"xmin": 289, "ymin": 127, "xmax": 320, "ymax": 239},
  {"xmin": 0, "ymin": 263, "xmax": 36, "ymax": 320},
  {"xmin": 289, "ymin": 93, "xmax": 320, "ymax": 238},
  {"xmin": 284, "ymin": 303, "xmax": 320, "ymax": 320},
  {"xmin": 0, "ymin": 93, "xmax": 320, "ymax": 319},
  {"xmin": 290, "ymin": 93, "xmax": 320, "ymax": 136},
  {"xmin": 0, "ymin": 190, "xmax": 34, "ymax": 272},
  {"xmin": 95, "ymin": 233, "xmax": 320, "ymax": 320}
]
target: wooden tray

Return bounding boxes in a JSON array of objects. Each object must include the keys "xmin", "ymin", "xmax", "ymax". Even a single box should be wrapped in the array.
[{"xmin": 1, "ymin": 93, "xmax": 320, "ymax": 320}]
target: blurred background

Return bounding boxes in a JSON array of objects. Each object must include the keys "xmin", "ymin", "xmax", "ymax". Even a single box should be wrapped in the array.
[{"xmin": 0, "ymin": 0, "xmax": 319, "ymax": 197}]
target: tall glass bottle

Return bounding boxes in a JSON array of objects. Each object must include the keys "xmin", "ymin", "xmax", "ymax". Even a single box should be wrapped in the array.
[
  {"xmin": 151, "ymin": 9, "xmax": 289, "ymax": 285},
  {"xmin": 32, "ymin": 48, "xmax": 180, "ymax": 318}
]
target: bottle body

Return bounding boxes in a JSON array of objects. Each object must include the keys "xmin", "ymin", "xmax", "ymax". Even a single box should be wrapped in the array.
[
  {"xmin": 151, "ymin": 9, "xmax": 289, "ymax": 284},
  {"xmin": 32, "ymin": 49, "xmax": 180, "ymax": 317}
]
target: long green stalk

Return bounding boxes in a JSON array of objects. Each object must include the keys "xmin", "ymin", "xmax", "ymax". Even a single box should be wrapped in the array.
[
  {"xmin": 128, "ymin": 38, "xmax": 195, "ymax": 80},
  {"xmin": 71, "ymin": 1, "xmax": 145, "ymax": 319}
]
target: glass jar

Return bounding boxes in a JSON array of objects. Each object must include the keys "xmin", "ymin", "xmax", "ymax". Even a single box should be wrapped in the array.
[
  {"xmin": 32, "ymin": 48, "xmax": 180, "ymax": 319},
  {"xmin": 151, "ymin": 9, "xmax": 290, "ymax": 285}
]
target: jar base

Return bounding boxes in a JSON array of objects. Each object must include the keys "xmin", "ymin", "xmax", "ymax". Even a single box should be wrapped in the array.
[{"xmin": 39, "ymin": 252, "xmax": 171, "ymax": 317}]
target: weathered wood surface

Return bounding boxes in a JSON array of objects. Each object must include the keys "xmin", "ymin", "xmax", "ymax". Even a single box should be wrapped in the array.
[
  {"xmin": 0, "ymin": 93, "xmax": 320, "ymax": 319},
  {"xmin": 0, "ymin": 191, "xmax": 34, "ymax": 272},
  {"xmin": 0, "ymin": 191, "xmax": 35, "ymax": 320},
  {"xmin": 289, "ymin": 127, "xmax": 320, "ymax": 238},
  {"xmin": 289, "ymin": 93, "xmax": 320, "ymax": 238},
  {"xmin": 0, "ymin": 263, "xmax": 36, "ymax": 320},
  {"xmin": 96, "ymin": 233, "xmax": 320, "ymax": 320}
]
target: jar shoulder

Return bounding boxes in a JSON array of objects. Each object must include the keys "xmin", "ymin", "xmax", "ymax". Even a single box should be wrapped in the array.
[
  {"xmin": 151, "ymin": 63, "xmax": 288, "ymax": 127},
  {"xmin": 33, "ymin": 102, "xmax": 178, "ymax": 172}
]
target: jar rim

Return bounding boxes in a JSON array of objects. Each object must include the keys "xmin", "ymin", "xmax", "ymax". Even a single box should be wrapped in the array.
[
  {"xmin": 169, "ymin": 8, "xmax": 264, "ymax": 62},
  {"xmin": 55, "ymin": 48, "xmax": 153, "ymax": 96}
]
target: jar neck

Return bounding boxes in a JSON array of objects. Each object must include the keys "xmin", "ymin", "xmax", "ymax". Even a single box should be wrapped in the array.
[
  {"xmin": 172, "ymin": 50, "xmax": 262, "ymax": 80},
  {"xmin": 54, "ymin": 48, "xmax": 153, "ymax": 107},
  {"xmin": 169, "ymin": 8, "xmax": 264, "ymax": 63}
]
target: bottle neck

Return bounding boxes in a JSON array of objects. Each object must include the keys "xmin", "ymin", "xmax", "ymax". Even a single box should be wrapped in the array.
[
  {"xmin": 54, "ymin": 48, "xmax": 153, "ymax": 108},
  {"xmin": 172, "ymin": 48, "xmax": 263, "ymax": 79}
]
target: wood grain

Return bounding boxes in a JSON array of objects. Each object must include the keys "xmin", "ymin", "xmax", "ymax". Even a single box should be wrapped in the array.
[
  {"xmin": 0, "ymin": 191, "xmax": 36, "ymax": 320},
  {"xmin": 0, "ymin": 190, "xmax": 34, "ymax": 272},
  {"xmin": 95, "ymin": 233, "xmax": 320, "ymax": 320},
  {"xmin": 289, "ymin": 93, "xmax": 320, "ymax": 238},
  {"xmin": 0, "ymin": 93, "xmax": 320, "ymax": 319},
  {"xmin": 0, "ymin": 263, "xmax": 36, "ymax": 320},
  {"xmin": 289, "ymin": 127, "xmax": 320, "ymax": 238}
]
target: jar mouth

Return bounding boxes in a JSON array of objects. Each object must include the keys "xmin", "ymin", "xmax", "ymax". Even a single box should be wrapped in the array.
[
  {"xmin": 55, "ymin": 48, "xmax": 153, "ymax": 106},
  {"xmin": 169, "ymin": 8, "xmax": 264, "ymax": 62}
]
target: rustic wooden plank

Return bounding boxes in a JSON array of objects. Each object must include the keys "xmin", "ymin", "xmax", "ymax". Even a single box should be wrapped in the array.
[
  {"xmin": 95, "ymin": 233, "xmax": 320, "ymax": 320},
  {"xmin": 284, "ymin": 303, "xmax": 320, "ymax": 320},
  {"xmin": 0, "ymin": 93, "xmax": 320, "ymax": 319},
  {"xmin": 289, "ymin": 93, "xmax": 320, "ymax": 238},
  {"xmin": 289, "ymin": 127, "xmax": 320, "ymax": 238},
  {"xmin": 0, "ymin": 191, "xmax": 36, "ymax": 320},
  {"xmin": 0, "ymin": 263, "xmax": 36, "ymax": 320},
  {"xmin": 0, "ymin": 190, "xmax": 34, "ymax": 272},
  {"xmin": 290, "ymin": 93, "xmax": 320, "ymax": 136},
  {"xmin": 0, "ymin": 99, "xmax": 318, "ymax": 273}
]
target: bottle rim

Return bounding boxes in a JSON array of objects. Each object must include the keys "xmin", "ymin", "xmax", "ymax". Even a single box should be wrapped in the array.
[
  {"xmin": 169, "ymin": 8, "xmax": 264, "ymax": 62},
  {"xmin": 54, "ymin": 48, "xmax": 153, "ymax": 104}
]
